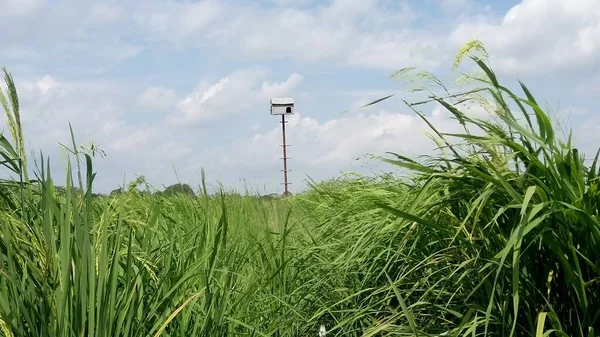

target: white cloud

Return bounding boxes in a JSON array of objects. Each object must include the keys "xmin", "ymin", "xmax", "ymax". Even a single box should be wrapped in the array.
[
  {"xmin": 438, "ymin": 0, "xmax": 474, "ymax": 11},
  {"xmin": 267, "ymin": 0, "xmax": 319, "ymax": 6},
  {"xmin": 13, "ymin": 77, "xmax": 131, "ymax": 147},
  {"xmin": 133, "ymin": 0, "xmax": 223, "ymax": 43},
  {"xmin": 205, "ymin": 107, "xmax": 467, "ymax": 179},
  {"xmin": 2, "ymin": 0, "xmax": 599, "ymax": 195},
  {"xmin": 21, "ymin": 75, "xmax": 58, "ymax": 93},
  {"xmin": 209, "ymin": 6, "xmax": 353, "ymax": 61},
  {"xmin": 137, "ymin": 86, "xmax": 177, "ymax": 111},
  {"xmin": 176, "ymin": 0, "xmax": 222, "ymax": 37},
  {"xmin": 260, "ymin": 73, "xmax": 304, "ymax": 98},
  {"xmin": 90, "ymin": 3, "xmax": 124, "ymax": 22},
  {"xmin": 0, "ymin": 0, "xmax": 438, "ymax": 74},
  {"xmin": 0, "ymin": 1, "xmax": 143, "ymax": 75},
  {"xmin": 570, "ymin": 110, "xmax": 600, "ymax": 161},
  {"xmin": 572, "ymin": 68, "xmax": 600, "ymax": 97},
  {"xmin": 1, "ymin": 74, "xmax": 199, "ymax": 191},
  {"xmin": 0, "ymin": 0, "xmax": 45, "ymax": 18},
  {"xmin": 58, "ymin": 41, "xmax": 142, "ymax": 62},
  {"xmin": 134, "ymin": 0, "xmax": 425, "ymax": 69},
  {"xmin": 449, "ymin": 0, "xmax": 600, "ymax": 75},
  {"xmin": 169, "ymin": 68, "xmax": 303, "ymax": 126},
  {"xmin": 110, "ymin": 127, "xmax": 156, "ymax": 153},
  {"xmin": 347, "ymin": 30, "xmax": 443, "ymax": 70}
]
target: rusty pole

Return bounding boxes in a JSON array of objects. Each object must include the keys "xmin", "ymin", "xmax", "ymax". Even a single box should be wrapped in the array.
[{"xmin": 280, "ymin": 114, "xmax": 290, "ymax": 196}]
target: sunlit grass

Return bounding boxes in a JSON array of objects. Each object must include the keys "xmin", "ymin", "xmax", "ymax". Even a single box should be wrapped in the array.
[{"xmin": 0, "ymin": 42, "xmax": 598, "ymax": 336}]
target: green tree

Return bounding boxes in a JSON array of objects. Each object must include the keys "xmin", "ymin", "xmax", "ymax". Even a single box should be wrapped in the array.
[
  {"xmin": 163, "ymin": 183, "xmax": 195, "ymax": 197},
  {"xmin": 109, "ymin": 188, "xmax": 123, "ymax": 197}
]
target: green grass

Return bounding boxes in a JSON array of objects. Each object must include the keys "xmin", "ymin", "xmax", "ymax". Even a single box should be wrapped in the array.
[{"xmin": 0, "ymin": 43, "xmax": 598, "ymax": 336}]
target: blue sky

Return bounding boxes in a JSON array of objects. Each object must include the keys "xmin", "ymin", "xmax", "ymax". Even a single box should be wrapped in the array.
[{"xmin": 1, "ymin": 0, "xmax": 599, "ymax": 194}]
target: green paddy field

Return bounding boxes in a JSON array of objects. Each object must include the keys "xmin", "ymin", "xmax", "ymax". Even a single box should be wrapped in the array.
[{"xmin": 0, "ymin": 43, "xmax": 598, "ymax": 336}]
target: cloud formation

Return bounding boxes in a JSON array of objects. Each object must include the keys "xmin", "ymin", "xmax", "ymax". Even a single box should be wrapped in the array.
[
  {"xmin": 449, "ymin": 0, "xmax": 600, "ymax": 75},
  {"xmin": 0, "ymin": 0, "xmax": 598, "ymax": 194},
  {"xmin": 168, "ymin": 69, "xmax": 303, "ymax": 126},
  {"xmin": 137, "ymin": 86, "xmax": 177, "ymax": 111},
  {"xmin": 0, "ymin": 0, "xmax": 45, "ymax": 18}
]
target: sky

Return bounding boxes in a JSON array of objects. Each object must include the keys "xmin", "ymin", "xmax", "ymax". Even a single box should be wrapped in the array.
[{"xmin": 0, "ymin": 0, "xmax": 599, "ymax": 194}]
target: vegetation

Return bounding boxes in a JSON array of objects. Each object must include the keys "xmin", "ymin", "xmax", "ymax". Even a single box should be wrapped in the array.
[
  {"xmin": 0, "ymin": 43, "xmax": 598, "ymax": 336},
  {"xmin": 162, "ymin": 183, "xmax": 196, "ymax": 197}
]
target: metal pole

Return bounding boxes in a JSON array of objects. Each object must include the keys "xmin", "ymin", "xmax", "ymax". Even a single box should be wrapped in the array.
[{"xmin": 281, "ymin": 114, "xmax": 290, "ymax": 196}]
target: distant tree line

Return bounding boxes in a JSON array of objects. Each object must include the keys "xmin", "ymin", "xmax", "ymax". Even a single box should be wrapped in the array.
[{"xmin": 108, "ymin": 183, "xmax": 196, "ymax": 197}]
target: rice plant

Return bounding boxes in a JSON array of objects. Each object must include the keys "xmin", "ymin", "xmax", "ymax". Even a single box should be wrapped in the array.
[
  {"xmin": 0, "ymin": 41, "xmax": 598, "ymax": 337},
  {"xmin": 361, "ymin": 42, "xmax": 600, "ymax": 336}
]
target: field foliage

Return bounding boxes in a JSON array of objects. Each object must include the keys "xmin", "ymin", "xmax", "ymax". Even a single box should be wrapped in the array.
[{"xmin": 0, "ymin": 43, "xmax": 598, "ymax": 336}]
